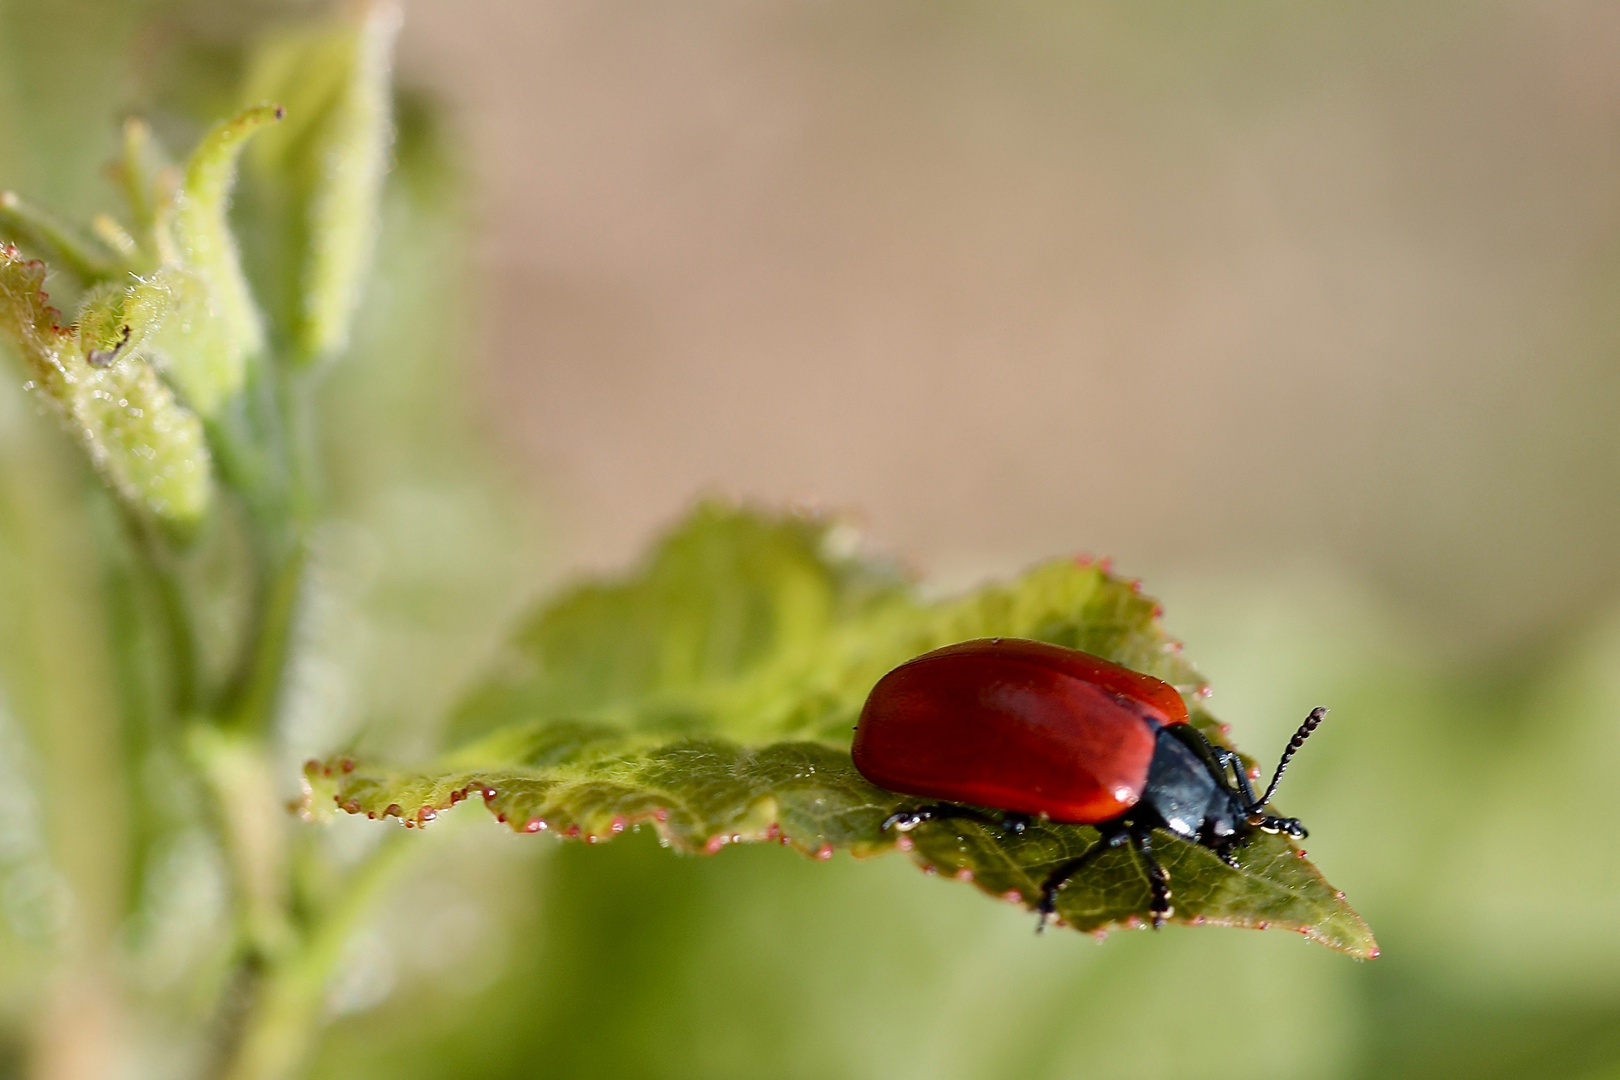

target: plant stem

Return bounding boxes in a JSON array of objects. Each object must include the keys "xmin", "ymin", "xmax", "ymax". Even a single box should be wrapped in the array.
[
  {"xmin": 146, "ymin": 545, "xmax": 199, "ymax": 717},
  {"xmin": 222, "ymin": 541, "xmax": 308, "ymax": 734},
  {"xmin": 213, "ymin": 835, "xmax": 413, "ymax": 1080},
  {"xmin": 190, "ymin": 728, "xmax": 295, "ymax": 963},
  {"xmin": 114, "ymin": 507, "xmax": 203, "ymax": 719},
  {"xmin": 201, "ymin": 353, "xmax": 388, "ymax": 1080},
  {"xmin": 214, "ymin": 356, "xmax": 316, "ymax": 735}
]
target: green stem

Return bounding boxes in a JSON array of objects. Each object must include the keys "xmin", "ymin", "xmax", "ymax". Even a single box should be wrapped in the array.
[
  {"xmin": 221, "ymin": 541, "xmax": 308, "ymax": 734},
  {"xmin": 95, "ymin": 501, "xmax": 189, "ymax": 923},
  {"xmin": 274, "ymin": 355, "xmax": 320, "ymax": 529},
  {"xmin": 147, "ymin": 550, "xmax": 199, "ymax": 717},
  {"xmin": 98, "ymin": 499, "xmax": 202, "ymax": 724},
  {"xmin": 216, "ymin": 358, "xmax": 317, "ymax": 735},
  {"xmin": 187, "ymin": 332, "xmax": 336, "ymax": 1076},
  {"xmin": 198, "ymin": 354, "xmax": 343, "ymax": 1079},
  {"xmin": 214, "ymin": 835, "xmax": 414, "ymax": 1080},
  {"xmin": 190, "ymin": 729, "xmax": 295, "ymax": 964},
  {"xmin": 116, "ymin": 508, "xmax": 205, "ymax": 720}
]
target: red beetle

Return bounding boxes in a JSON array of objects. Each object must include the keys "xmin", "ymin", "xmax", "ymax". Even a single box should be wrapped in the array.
[{"xmin": 852, "ymin": 638, "xmax": 1326, "ymax": 928}]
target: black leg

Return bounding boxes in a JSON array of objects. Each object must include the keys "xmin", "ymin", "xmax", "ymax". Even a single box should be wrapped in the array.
[
  {"xmin": 1215, "ymin": 747, "xmax": 1260, "ymax": 808},
  {"xmin": 882, "ymin": 803, "xmax": 1030, "ymax": 836},
  {"xmin": 1252, "ymin": 813, "xmax": 1307, "ymax": 840},
  {"xmin": 1130, "ymin": 826, "xmax": 1172, "ymax": 928},
  {"xmin": 1036, "ymin": 823, "xmax": 1127, "ymax": 932}
]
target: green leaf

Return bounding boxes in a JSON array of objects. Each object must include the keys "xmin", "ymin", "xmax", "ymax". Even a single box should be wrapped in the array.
[
  {"xmin": 244, "ymin": 2, "xmax": 399, "ymax": 364},
  {"xmin": 306, "ymin": 503, "xmax": 1376, "ymax": 957},
  {"xmin": 444, "ymin": 503, "xmax": 908, "ymax": 745},
  {"xmin": 173, "ymin": 105, "xmax": 281, "ymax": 353},
  {"xmin": 0, "ymin": 245, "xmax": 210, "ymax": 522},
  {"xmin": 0, "ymin": 189, "xmax": 122, "ymax": 283},
  {"xmin": 141, "ymin": 104, "xmax": 282, "ymax": 415}
]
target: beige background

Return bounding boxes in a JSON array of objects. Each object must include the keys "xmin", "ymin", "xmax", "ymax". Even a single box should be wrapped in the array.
[{"xmin": 398, "ymin": 1, "xmax": 1620, "ymax": 655}]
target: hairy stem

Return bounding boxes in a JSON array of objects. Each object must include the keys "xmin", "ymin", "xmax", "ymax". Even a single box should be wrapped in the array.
[
  {"xmin": 191, "ymin": 729, "xmax": 295, "ymax": 964},
  {"xmin": 215, "ymin": 358, "xmax": 315, "ymax": 736},
  {"xmin": 213, "ymin": 835, "xmax": 413, "ymax": 1080}
]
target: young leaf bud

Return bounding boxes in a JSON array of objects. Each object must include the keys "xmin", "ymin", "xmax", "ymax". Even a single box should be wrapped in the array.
[
  {"xmin": 245, "ymin": 2, "xmax": 399, "ymax": 364},
  {"xmin": 0, "ymin": 246, "xmax": 211, "ymax": 523},
  {"xmin": 136, "ymin": 104, "xmax": 286, "ymax": 414}
]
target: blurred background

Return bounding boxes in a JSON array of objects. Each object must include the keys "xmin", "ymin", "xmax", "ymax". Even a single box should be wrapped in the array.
[
  {"xmin": 404, "ymin": 0, "xmax": 1620, "ymax": 656},
  {"xmin": 4, "ymin": 0, "xmax": 1620, "ymax": 1077}
]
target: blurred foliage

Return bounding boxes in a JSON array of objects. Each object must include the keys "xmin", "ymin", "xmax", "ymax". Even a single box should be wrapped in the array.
[
  {"xmin": 243, "ymin": 4, "xmax": 398, "ymax": 364},
  {"xmin": 310, "ymin": 505, "xmax": 1370, "ymax": 953},
  {"xmin": 0, "ymin": 2, "xmax": 530, "ymax": 1078},
  {"xmin": 0, "ymin": 3, "xmax": 1617, "ymax": 1080}
]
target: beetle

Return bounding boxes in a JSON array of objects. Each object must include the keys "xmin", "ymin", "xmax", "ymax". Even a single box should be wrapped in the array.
[{"xmin": 851, "ymin": 637, "xmax": 1327, "ymax": 929}]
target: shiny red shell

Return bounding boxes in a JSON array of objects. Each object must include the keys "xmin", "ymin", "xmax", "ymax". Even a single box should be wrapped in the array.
[{"xmin": 851, "ymin": 638, "xmax": 1189, "ymax": 823}]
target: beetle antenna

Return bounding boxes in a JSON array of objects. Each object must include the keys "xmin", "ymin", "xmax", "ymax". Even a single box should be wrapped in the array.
[{"xmin": 1252, "ymin": 707, "xmax": 1328, "ymax": 812}]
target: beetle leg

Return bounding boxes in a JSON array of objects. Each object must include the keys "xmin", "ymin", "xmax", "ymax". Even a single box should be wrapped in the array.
[
  {"xmin": 1252, "ymin": 814, "xmax": 1307, "ymax": 840},
  {"xmin": 1130, "ymin": 827, "xmax": 1173, "ymax": 929},
  {"xmin": 1036, "ymin": 823, "xmax": 1128, "ymax": 933},
  {"xmin": 1216, "ymin": 748, "xmax": 1260, "ymax": 808}
]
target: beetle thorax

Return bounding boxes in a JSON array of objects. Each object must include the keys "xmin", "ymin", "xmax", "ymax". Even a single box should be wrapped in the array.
[{"xmin": 1136, "ymin": 726, "xmax": 1247, "ymax": 845}]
